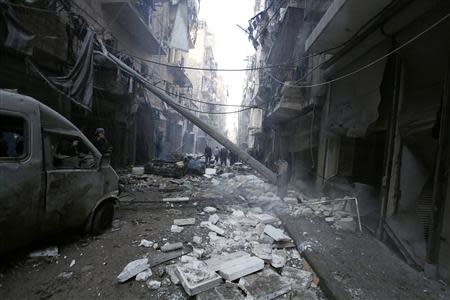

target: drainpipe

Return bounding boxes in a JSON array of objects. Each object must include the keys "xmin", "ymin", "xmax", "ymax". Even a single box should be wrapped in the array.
[{"xmin": 98, "ymin": 50, "xmax": 278, "ymax": 184}]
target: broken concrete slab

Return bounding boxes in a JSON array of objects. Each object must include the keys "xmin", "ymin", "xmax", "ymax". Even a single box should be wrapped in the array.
[
  {"xmin": 193, "ymin": 235, "xmax": 202, "ymax": 245},
  {"xmin": 238, "ymin": 268, "xmax": 292, "ymax": 300},
  {"xmin": 161, "ymin": 242, "xmax": 183, "ymax": 252},
  {"xmin": 281, "ymin": 266, "xmax": 313, "ymax": 291},
  {"xmin": 264, "ymin": 225, "xmax": 291, "ymax": 242},
  {"xmin": 174, "ymin": 218, "xmax": 196, "ymax": 226},
  {"xmin": 171, "ymin": 225, "xmax": 184, "ymax": 233},
  {"xmin": 135, "ymin": 269, "xmax": 152, "ymax": 281},
  {"xmin": 166, "ymin": 265, "xmax": 180, "ymax": 285},
  {"xmin": 251, "ymin": 242, "xmax": 273, "ymax": 260},
  {"xmin": 203, "ymin": 206, "xmax": 217, "ymax": 213},
  {"xmin": 176, "ymin": 260, "xmax": 223, "ymax": 296},
  {"xmin": 163, "ymin": 197, "xmax": 190, "ymax": 202},
  {"xmin": 208, "ymin": 214, "xmax": 219, "ymax": 225},
  {"xmin": 231, "ymin": 210, "xmax": 245, "ymax": 217},
  {"xmin": 205, "ymin": 251, "xmax": 250, "ymax": 271},
  {"xmin": 273, "ymin": 241, "xmax": 296, "ymax": 249},
  {"xmin": 205, "ymin": 168, "xmax": 217, "ymax": 175},
  {"xmin": 249, "ymin": 213, "xmax": 278, "ymax": 224},
  {"xmin": 202, "ymin": 221, "xmax": 225, "ymax": 236},
  {"xmin": 271, "ymin": 253, "xmax": 286, "ymax": 268},
  {"xmin": 196, "ymin": 282, "xmax": 245, "ymax": 300},
  {"xmin": 284, "ymin": 197, "xmax": 298, "ymax": 205},
  {"xmin": 117, "ymin": 258, "xmax": 150, "ymax": 283},
  {"xmin": 217, "ymin": 256, "xmax": 265, "ymax": 281}
]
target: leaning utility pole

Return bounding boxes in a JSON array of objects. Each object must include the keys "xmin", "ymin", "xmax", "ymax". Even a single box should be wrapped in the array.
[{"xmin": 98, "ymin": 50, "xmax": 277, "ymax": 184}]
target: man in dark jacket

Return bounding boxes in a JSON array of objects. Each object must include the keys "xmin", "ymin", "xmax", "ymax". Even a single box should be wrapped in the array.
[
  {"xmin": 93, "ymin": 128, "xmax": 111, "ymax": 154},
  {"xmin": 204, "ymin": 144, "xmax": 212, "ymax": 166}
]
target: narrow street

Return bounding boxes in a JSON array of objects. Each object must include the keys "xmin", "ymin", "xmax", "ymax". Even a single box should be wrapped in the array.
[{"xmin": 2, "ymin": 0, "xmax": 450, "ymax": 299}]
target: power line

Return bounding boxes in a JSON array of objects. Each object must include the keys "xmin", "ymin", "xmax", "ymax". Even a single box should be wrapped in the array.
[{"xmin": 275, "ymin": 13, "xmax": 450, "ymax": 89}]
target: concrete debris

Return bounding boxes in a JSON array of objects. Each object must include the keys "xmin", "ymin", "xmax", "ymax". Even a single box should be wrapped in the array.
[
  {"xmin": 238, "ymin": 268, "xmax": 292, "ymax": 300},
  {"xmin": 193, "ymin": 235, "xmax": 202, "ymax": 245},
  {"xmin": 131, "ymin": 167, "xmax": 145, "ymax": 176},
  {"xmin": 325, "ymin": 217, "xmax": 335, "ymax": 223},
  {"xmin": 231, "ymin": 210, "xmax": 245, "ymax": 217},
  {"xmin": 217, "ymin": 256, "xmax": 265, "ymax": 281},
  {"xmin": 69, "ymin": 259, "xmax": 76, "ymax": 268},
  {"xmin": 171, "ymin": 225, "xmax": 184, "ymax": 233},
  {"xmin": 29, "ymin": 246, "xmax": 59, "ymax": 258},
  {"xmin": 147, "ymin": 280, "xmax": 161, "ymax": 290},
  {"xmin": 166, "ymin": 265, "xmax": 180, "ymax": 285},
  {"xmin": 263, "ymin": 225, "xmax": 292, "ymax": 242},
  {"xmin": 161, "ymin": 242, "xmax": 183, "ymax": 252},
  {"xmin": 208, "ymin": 214, "xmax": 219, "ymax": 225},
  {"xmin": 205, "ymin": 251, "xmax": 251, "ymax": 271},
  {"xmin": 196, "ymin": 282, "xmax": 245, "ymax": 300},
  {"xmin": 283, "ymin": 197, "xmax": 298, "ymax": 205},
  {"xmin": 176, "ymin": 260, "xmax": 222, "ymax": 296},
  {"xmin": 208, "ymin": 232, "xmax": 219, "ymax": 241},
  {"xmin": 139, "ymin": 239, "xmax": 154, "ymax": 248},
  {"xmin": 117, "ymin": 258, "xmax": 150, "ymax": 283},
  {"xmin": 282, "ymin": 266, "xmax": 313, "ymax": 291},
  {"xmin": 205, "ymin": 168, "xmax": 217, "ymax": 175},
  {"xmin": 211, "ymin": 179, "xmax": 220, "ymax": 186},
  {"xmin": 135, "ymin": 269, "xmax": 152, "ymax": 281},
  {"xmin": 202, "ymin": 222, "xmax": 226, "ymax": 236},
  {"xmin": 249, "ymin": 213, "xmax": 278, "ymax": 224},
  {"xmin": 163, "ymin": 197, "xmax": 190, "ymax": 202},
  {"xmin": 174, "ymin": 218, "xmax": 196, "ymax": 226},
  {"xmin": 251, "ymin": 242, "xmax": 273, "ymax": 260},
  {"xmin": 203, "ymin": 206, "xmax": 217, "ymax": 213},
  {"xmin": 191, "ymin": 248, "xmax": 205, "ymax": 258},
  {"xmin": 271, "ymin": 252, "xmax": 286, "ymax": 268},
  {"xmin": 57, "ymin": 272, "xmax": 73, "ymax": 280}
]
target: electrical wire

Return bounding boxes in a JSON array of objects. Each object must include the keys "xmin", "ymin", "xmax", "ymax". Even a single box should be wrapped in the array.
[
  {"xmin": 275, "ymin": 13, "xmax": 450, "ymax": 89},
  {"xmin": 254, "ymin": 0, "xmax": 287, "ymax": 41}
]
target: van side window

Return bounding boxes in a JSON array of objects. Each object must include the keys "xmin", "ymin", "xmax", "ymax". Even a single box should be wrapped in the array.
[
  {"xmin": 0, "ymin": 114, "xmax": 27, "ymax": 160},
  {"xmin": 45, "ymin": 133, "xmax": 97, "ymax": 170}
]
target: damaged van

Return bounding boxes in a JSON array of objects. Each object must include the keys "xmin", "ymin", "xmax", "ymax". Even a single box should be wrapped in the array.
[{"xmin": 0, "ymin": 90, "xmax": 119, "ymax": 254}]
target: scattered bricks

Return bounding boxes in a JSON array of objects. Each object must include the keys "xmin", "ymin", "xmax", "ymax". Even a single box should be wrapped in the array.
[
  {"xmin": 238, "ymin": 268, "xmax": 292, "ymax": 300},
  {"xmin": 117, "ymin": 258, "xmax": 150, "ymax": 283},
  {"xmin": 196, "ymin": 283, "xmax": 245, "ymax": 300},
  {"xmin": 205, "ymin": 251, "xmax": 250, "ymax": 271},
  {"xmin": 203, "ymin": 222, "xmax": 226, "ymax": 236},
  {"xmin": 263, "ymin": 225, "xmax": 292, "ymax": 242},
  {"xmin": 281, "ymin": 266, "xmax": 313, "ymax": 291},
  {"xmin": 171, "ymin": 225, "xmax": 184, "ymax": 233},
  {"xmin": 163, "ymin": 197, "xmax": 190, "ymax": 202},
  {"xmin": 248, "ymin": 213, "xmax": 278, "ymax": 224},
  {"xmin": 203, "ymin": 206, "xmax": 217, "ymax": 213},
  {"xmin": 174, "ymin": 218, "xmax": 196, "ymax": 226},
  {"xmin": 217, "ymin": 256, "xmax": 265, "ymax": 281},
  {"xmin": 161, "ymin": 242, "xmax": 183, "ymax": 252},
  {"xmin": 208, "ymin": 214, "xmax": 219, "ymax": 225},
  {"xmin": 176, "ymin": 261, "xmax": 222, "ymax": 296}
]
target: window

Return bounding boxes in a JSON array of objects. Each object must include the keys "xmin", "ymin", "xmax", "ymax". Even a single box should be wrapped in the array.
[
  {"xmin": 0, "ymin": 114, "xmax": 27, "ymax": 160},
  {"xmin": 44, "ymin": 132, "xmax": 97, "ymax": 170}
]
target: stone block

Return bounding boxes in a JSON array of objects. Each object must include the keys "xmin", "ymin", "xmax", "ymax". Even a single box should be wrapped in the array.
[
  {"xmin": 263, "ymin": 225, "xmax": 292, "ymax": 242},
  {"xmin": 174, "ymin": 218, "xmax": 196, "ymax": 226},
  {"xmin": 217, "ymin": 256, "xmax": 265, "ymax": 281},
  {"xmin": 238, "ymin": 268, "xmax": 292, "ymax": 300}
]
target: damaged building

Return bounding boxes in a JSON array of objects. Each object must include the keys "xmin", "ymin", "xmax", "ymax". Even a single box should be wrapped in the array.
[
  {"xmin": 238, "ymin": 0, "xmax": 450, "ymax": 284},
  {"xmin": 0, "ymin": 0, "xmax": 201, "ymax": 166}
]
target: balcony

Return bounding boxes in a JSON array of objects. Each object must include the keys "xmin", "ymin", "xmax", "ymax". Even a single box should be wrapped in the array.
[
  {"xmin": 265, "ymin": 82, "xmax": 317, "ymax": 124},
  {"xmin": 102, "ymin": 0, "xmax": 165, "ymax": 55},
  {"xmin": 305, "ymin": 0, "xmax": 391, "ymax": 53},
  {"xmin": 167, "ymin": 62, "xmax": 192, "ymax": 87}
]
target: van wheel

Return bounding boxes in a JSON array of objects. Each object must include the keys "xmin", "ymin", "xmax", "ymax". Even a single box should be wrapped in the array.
[{"xmin": 91, "ymin": 202, "xmax": 114, "ymax": 235}]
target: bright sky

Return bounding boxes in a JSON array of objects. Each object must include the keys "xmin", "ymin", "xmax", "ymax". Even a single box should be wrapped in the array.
[{"xmin": 198, "ymin": 0, "xmax": 256, "ymax": 134}]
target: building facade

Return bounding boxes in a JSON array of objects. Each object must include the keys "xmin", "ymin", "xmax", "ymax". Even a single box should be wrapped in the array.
[{"xmin": 239, "ymin": 0, "xmax": 450, "ymax": 283}]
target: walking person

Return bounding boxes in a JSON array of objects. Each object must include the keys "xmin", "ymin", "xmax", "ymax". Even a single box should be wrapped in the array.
[
  {"xmin": 204, "ymin": 144, "xmax": 212, "ymax": 166},
  {"xmin": 214, "ymin": 146, "xmax": 220, "ymax": 165},
  {"xmin": 93, "ymin": 128, "xmax": 111, "ymax": 154}
]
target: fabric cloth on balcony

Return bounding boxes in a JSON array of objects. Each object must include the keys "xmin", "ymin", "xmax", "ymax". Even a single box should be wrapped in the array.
[
  {"xmin": 48, "ymin": 28, "xmax": 95, "ymax": 110},
  {"xmin": 169, "ymin": 1, "xmax": 190, "ymax": 52},
  {"xmin": 0, "ymin": 1, "xmax": 35, "ymax": 55}
]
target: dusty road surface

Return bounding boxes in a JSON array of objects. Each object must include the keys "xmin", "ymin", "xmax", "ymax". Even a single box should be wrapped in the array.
[{"xmin": 0, "ymin": 168, "xmax": 325, "ymax": 300}]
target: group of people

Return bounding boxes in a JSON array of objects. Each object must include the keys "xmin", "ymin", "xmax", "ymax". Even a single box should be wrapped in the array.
[{"xmin": 204, "ymin": 144, "xmax": 238, "ymax": 166}]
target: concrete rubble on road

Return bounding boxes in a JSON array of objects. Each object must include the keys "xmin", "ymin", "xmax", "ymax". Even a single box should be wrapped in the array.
[
  {"xmin": 171, "ymin": 225, "xmax": 184, "ymax": 233},
  {"xmin": 29, "ymin": 246, "xmax": 59, "ymax": 258},
  {"xmin": 163, "ymin": 197, "xmax": 190, "ymax": 202},
  {"xmin": 238, "ymin": 268, "xmax": 292, "ymax": 300},
  {"xmin": 264, "ymin": 225, "xmax": 292, "ymax": 242},
  {"xmin": 117, "ymin": 258, "xmax": 150, "ymax": 283},
  {"xmin": 161, "ymin": 242, "xmax": 183, "ymax": 252},
  {"xmin": 176, "ymin": 259, "xmax": 222, "ymax": 296},
  {"xmin": 174, "ymin": 218, "xmax": 196, "ymax": 226},
  {"xmin": 138, "ymin": 239, "xmax": 154, "ymax": 248},
  {"xmin": 136, "ymin": 269, "xmax": 152, "ymax": 281},
  {"xmin": 147, "ymin": 280, "xmax": 161, "ymax": 290},
  {"xmin": 203, "ymin": 206, "xmax": 217, "ymax": 213}
]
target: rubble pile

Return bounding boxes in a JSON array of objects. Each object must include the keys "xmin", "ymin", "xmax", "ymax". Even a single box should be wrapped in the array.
[{"xmin": 117, "ymin": 204, "xmax": 323, "ymax": 299}]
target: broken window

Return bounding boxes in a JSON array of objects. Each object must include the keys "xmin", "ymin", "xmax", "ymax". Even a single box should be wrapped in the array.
[
  {"xmin": 0, "ymin": 113, "xmax": 27, "ymax": 160},
  {"xmin": 44, "ymin": 132, "xmax": 97, "ymax": 170}
]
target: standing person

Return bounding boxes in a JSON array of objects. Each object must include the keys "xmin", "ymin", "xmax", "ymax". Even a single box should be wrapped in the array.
[
  {"xmin": 214, "ymin": 146, "xmax": 220, "ymax": 165},
  {"xmin": 229, "ymin": 151, "xmax": 237, "ymax": 166},
  {"xmin": 93, "ymin": 128, "xmax": 111, "ymax": 154},
  {"xmin": 275, "ymin": 159, "xmax": 289, "ymax": 199},
  {"xmin": 220, "ymin": 147, "xmax": 228, "ymax": 166},
  {"xmin": 204, "ymin": 144, "xmax": 212, "ymax": 166}
]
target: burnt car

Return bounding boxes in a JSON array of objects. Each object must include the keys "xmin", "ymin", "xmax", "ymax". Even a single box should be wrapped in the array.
[{"xmin": 0, "ymin": 90, "xmax": 119, "ymax": 254}]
